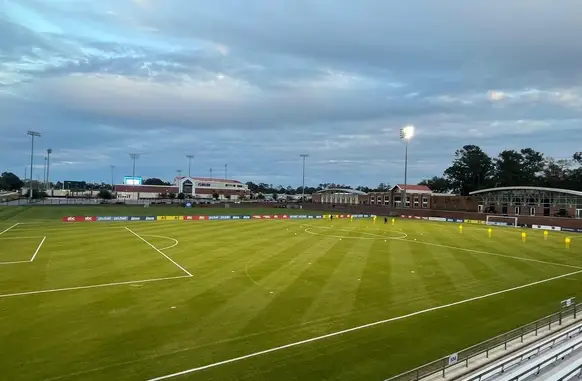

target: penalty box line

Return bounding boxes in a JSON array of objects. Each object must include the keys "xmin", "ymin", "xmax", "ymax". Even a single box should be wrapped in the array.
[
  {"xmin": 147, "ymin": 268, "xmax": 582, "ymax": 380},
  {"xmin": 0, "ymin": 275, "xmax": 191, "ymax": 299},
  {"xmin": 0, "ymin": 223, "xmax": 20, "ymax": 236},
  {"xmin": 0, "ymin": 236, "xmax": 46, "ymax": 265},
  {"xmin": 125, "ymin": 227, "xmax": 193, "ymax": 277}
]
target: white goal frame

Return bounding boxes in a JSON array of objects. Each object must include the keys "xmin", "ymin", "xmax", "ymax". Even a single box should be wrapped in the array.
[{"xmin": 485, "ymin": 215, "xmax": 518, "ymax": 227}]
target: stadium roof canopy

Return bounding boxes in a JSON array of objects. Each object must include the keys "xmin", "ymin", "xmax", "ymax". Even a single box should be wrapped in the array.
[
  {"xmin": 315, "ymin": 188, "xmax": 368, "ymax": 195},
  {"xmin": 469, "ymin": 186, "xmax": 582, "ymax": 197}
]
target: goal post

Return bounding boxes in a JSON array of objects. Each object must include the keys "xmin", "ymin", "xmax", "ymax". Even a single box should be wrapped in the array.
[{"xmin": 485, "ymin": 215, "xmax": 518, "ymax": 227}]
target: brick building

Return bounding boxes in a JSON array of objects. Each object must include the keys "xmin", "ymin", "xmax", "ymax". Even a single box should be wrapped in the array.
[{"xmin": 312, "ymin": 184, "xmax": 435, "ymax": 209}]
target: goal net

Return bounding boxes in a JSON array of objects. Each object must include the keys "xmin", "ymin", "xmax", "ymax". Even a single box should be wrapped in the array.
[{"xmin": 485, "ymin": 215, "xmax": 518, "ymax": 227}]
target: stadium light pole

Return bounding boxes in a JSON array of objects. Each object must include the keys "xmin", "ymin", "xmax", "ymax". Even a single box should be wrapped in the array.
[
  {"xmin": 186, "ymin": 155, "xmax": 194, "ymax": 177},
  {"xmin": 400, "ymin": 125, "xmax": 415, "ymax": 208},
  {"xmin": 46, "ymin": 148, "xmax": 52, "ymax": 191},
  {"xmin": 300, "ymin": 154, "xmax": 308, "ymax": 206},
  {"xmin": 129, "ymin": 153, "xmax": 140, "ymax": 201},
  {"xmin": 27, "ymin": 130, "xmax": 41, "ymax": 201},
  {"xmin": 110, "ymin": 165, "xmax": 115, "ymax": 190},
  {"xmin": 43, "ymin": 156, "xmax": 47, "ymax": 189},
  {"xmin": 224, "ymin": 164, "xmax": 227, "ymax": 180}
]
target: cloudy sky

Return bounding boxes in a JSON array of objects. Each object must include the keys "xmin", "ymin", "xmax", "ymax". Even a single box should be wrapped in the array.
[{"xmin": 2, "ymin": 0, "xmax": 582, "ymax": 187}]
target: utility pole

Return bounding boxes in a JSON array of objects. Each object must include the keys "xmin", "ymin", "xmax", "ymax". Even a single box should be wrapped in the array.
[
  {"xmin": 129, "ymin": 153, "xmax": 140, "ymax": 201},
  {"xmin": 186, "ymin": 155, "xmax": 194, "ymax": 177},
  {"xmin": 210, "ymin": 168, "xmax": 213, "ymax": 179},
  {"xmin": 46, "ymin": 148, "xmax": 52, "ymax": 191},
  {"xmin": 224, "ymin": 164, "xmax": 227, "ymax": 180},
  {"xmin": 110, "ymin": 165, "xmax": 115, "ymax": 190},
  {"xmin": 43, "ymin": 156, "xmax": 47, "ymax": 189},
  {"xmin": 300, "ymin": 154, "xmax": 308, "ymax": 207},
  {"xmin": 27, "ymin": 131, "xmax": 41, "ymax": 201}
]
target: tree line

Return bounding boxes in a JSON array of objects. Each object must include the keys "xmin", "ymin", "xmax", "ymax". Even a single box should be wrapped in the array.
[
  {"xmin": 3, "ymin": 147, "xmax": 581, "ymax": 197},
  {"xmin": 419, "ymin": 146, "xmax": 582, "ymax": 195}
]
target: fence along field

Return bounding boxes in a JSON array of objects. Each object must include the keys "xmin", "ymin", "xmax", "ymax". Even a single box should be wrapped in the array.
[{"xmin": 0, "ymin": 208, "xmax": 580, "ymax": 381}]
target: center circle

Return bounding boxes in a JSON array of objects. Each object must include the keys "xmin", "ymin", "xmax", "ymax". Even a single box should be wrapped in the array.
[{"xmin": 304, "ymin": 227, "xmax": 408, "ymax": 240}]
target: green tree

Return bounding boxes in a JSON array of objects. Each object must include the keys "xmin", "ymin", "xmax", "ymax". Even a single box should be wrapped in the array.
[
  {"xmin": 97, "ymin": 189, "xmax": 113, "ymax": 200},
  {"xmin": 444, "ymin": 145, "xmax": 494, "ymax": 195},
  {"xmin": 418, "ymin": 176, "xmax": 451, "ymax": 193},
  {"xmin": 144, "ymin": 178, "xmax": 170, "ymax": 185},
  {"xmin": 0, "ymin": 172, "xmax": 24, "ymax": 191},
  {"xmin": 493, "ymin": 150, "xmax": 524, "ymax": 187}
]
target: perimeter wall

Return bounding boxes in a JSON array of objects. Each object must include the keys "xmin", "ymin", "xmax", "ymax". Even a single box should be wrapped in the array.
[{"xmin": 298, "ymin": 203, "xmax": 582, "ymax": 231}]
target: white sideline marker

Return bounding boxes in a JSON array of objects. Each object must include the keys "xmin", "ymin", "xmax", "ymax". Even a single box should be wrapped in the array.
[
  {"xmin": 30, "ymin": 236, "xmax": 46, "ymax": 262},
  {"xmin": 146, "ymin": 269, "xmax": 582, "ymax": 380},
  {"xmin": 125, "ymin": 227, "xmax": 193, "ymax": 277},
  {"xmin": 0, "ymin": 275, "xmax": 191, "ymax": 299},
  {"xmin": 0, "ymin": 223, "xmax": 19, "ymax": 236}
]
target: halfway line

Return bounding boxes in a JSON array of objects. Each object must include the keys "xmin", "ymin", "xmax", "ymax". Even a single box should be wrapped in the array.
[
  {"xmin": 0, "ymin": 275, "xmax": 191, "ymax": 299},
  {"xmin": 146, "ymin": 269, "xmax": 582, "ymax": 380},
  {"xmin": 0, "ymin": 223, "xmax": 19, "ymax": 236},
  {"xmin": 125, "ymin": 227, "xmax": 193, "ymax": 277}
]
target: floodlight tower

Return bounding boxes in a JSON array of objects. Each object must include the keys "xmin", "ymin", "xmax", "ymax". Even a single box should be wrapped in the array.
[
  {"xmin": 46, "ymin": 148, "xmax": 52, "ymax": 190},
  {"xmin": 399, "ymin": 125, "xmax": 415, "ymax": 208},
  {"xmin": 186, "ymin": 155, "xmax": 194, "ymax": 177},
  {"xmin": 129, "ymin": 153, "xmax": 140, "ymax": 201},
  {"xmin": 27, "ymin": 130, "xmax": 41, "ymax": 200},
  {"xmin": 110, "ymin": 165, "xmax": 115, "ymax": 189},
  {"xmin": 300, "ymin": 154, "xmax": 309, "ymax": 206}
]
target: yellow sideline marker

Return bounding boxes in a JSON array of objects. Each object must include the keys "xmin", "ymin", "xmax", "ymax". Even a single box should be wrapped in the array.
[
  {"xmin": 544, "ymin": 230, "xmax": 549, "ymax": 240},
  {"xmin": 488, "ymin": 227, "xmax": 492, "ymax": 238},
  {"xmin": 565, "ymin": 236, "xmax": 571, "ymax": 249},
  {"xmin": 521, "ymin": 231, "xmax": 527, "ymax": 243}
]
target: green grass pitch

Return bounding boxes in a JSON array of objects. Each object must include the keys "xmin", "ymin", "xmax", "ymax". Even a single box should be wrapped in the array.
[{"xmin": 0, "ymin": 206, "xmax": 581, "ymax": 381}]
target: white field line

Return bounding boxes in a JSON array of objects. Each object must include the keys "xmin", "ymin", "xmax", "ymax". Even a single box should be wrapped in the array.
[
  {"xmin": 141, "ymin": 234, "xmax": 179, "ymax": 251},
  {"xmin": 307, "ymin": 225, "xmax": 582, "ymax": 271},
  {"xmin": 0, "ymin": 260, "xmax": 31, "ymax": 265},
  {"xmin": 401, "ymin": 239, "xmax": 582, "ymax": 270},
  {"xmin": 147, "ymin": 268, "xmax": 582, "ymax": 381},
  {"xmin": 30, "ymin": 236, "xmax": 46, "ymax": 262},
  {"xmin": 0, "ymin": 236, "xmax": 46, "ymax": 240},
  {"xmin": 125, "ymin": 227, "xmax": 192, "ymax": 277},
  {"xmin": 0, "ymin": 275, "xmax": 191, "ymax": 299},
  {"xmin": 0, "ymin": 223, "xmax": 19, "ymax": 236}
]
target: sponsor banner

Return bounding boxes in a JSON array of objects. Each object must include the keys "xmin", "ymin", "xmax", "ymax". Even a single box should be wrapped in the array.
[
  {"xmin": 183, "ymin": 216, "xmax": 194, "ymax": 220},
  {"xmin": 532, "ymin": 224, "xmax": 562, "ymax": 231},
  {"xmin": 208, "ymin": 215, "xmax": 232, "ymax": 220},
  {"xmin": 97, "ymin": 216, "xmax": 113, "ymax": 221},
  {"xmin": 465, "ymin": 219, "xmax": 485, "ymax": 225},
  {"xmin": 446, "ymin": 218, "xmax": 455, "ymax": 222},
  {"xmin": 145, "ymin": 216, "xmax": 156, "ymax": 221},
  {"xmin": 315, "ymin": 215, "xmax": 323, "ymax": 219},
  {"xmin": 129, "ymin": 216, "xmax": 142, "ymax": 221},
  {"xmin": 487, "ymin": 221, "xmax": 512, "ymax": 227},
  {"xmin": 561, "ymin": 227, "xmax": 582, "ymax": 233},
  {"xmin": 232, "ymin": 216, "xmax": 241, "ymax": 220},
  {"xmin": 242, "ymin": 215, "xmax": 251, "ymax": 219},
  {"xmin": 428, "ymin": 217, "xmax": 447, "ymax": 222},
  {"xmin": 252, "ymin": 215, "xmax": 262, "ymax": 219},
  {"xmin": 414, "ymin": 216, "xmax": 422, "ymax": 219},
  {"xmin": 113, "ymin": 216, "xmax": 129, "ymax": 221},
  {"xmin": 421, "ymin": 216, "xmax": 429, "ymax": 220},
  {"xmin": 62, "ymin": 216, "xmax": 83, "ymax": 222}
]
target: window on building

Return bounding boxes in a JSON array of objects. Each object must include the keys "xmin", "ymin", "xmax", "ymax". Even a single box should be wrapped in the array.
[
  {"xmin": 422, "ymin": 197, "xmax": 428, "ymax": 208},
  {"xmin": 414, "ymin": 196, "xmax": 419, "ymax": 207},
  {"xmin": 405, "ymin": 196, "xmax": 411, "ymax": 207},
  {"xmin": 529, "ymin": 207, "xmax": 535, "ymax": 216},
  {"xmin": 478, "ymin": 204, "xmax": 483, "ymax": 213},
  {"xmin": 370, "ymin": 197, "xmax": 375, "ymax": 204},
  {"xmin": 377, "ymin": 196, "xmax": 382, "ymax": 203}
]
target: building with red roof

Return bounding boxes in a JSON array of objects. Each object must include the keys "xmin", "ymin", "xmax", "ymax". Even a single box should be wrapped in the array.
[{"xmin": 114, "ymin": 176, "xmax": 249, "ymax": 200}]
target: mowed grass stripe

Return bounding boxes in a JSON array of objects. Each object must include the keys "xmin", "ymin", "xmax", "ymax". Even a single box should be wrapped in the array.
[
  {"xmin": 192, "ymin": 236, "xmax": 353, "ymax": 347},
  {"xmin": 300, "ymin": 235, "xmax": 373, "ymax": 323}
]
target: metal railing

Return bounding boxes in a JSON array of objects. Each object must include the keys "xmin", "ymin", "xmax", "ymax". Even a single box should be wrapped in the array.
[{"xmin": 385, "ymin": 303, "xmax": 581, "ymax": 381}]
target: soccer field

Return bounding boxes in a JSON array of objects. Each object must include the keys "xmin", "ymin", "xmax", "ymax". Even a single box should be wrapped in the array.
[{"xmin": 0, "ymin": 208, "xmax": 581, "ymax": 381}]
